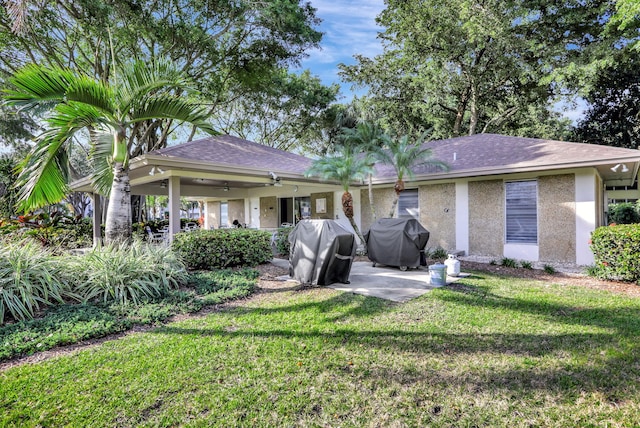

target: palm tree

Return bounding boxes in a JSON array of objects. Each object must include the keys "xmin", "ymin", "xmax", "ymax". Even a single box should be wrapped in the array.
[
  {"xmin": 4, "ymin": 59, "xmax": 215, "ymax": 243},
  {"xmin": 341, "ymin": 121, "xmax": 388, "ymax": 222},
  {"xmin": 305, "ymin": 144, "xmax": 373, "ymax": 249},
  {"xmin": 376, "ymin": 133, "xmax": 449, "ymax": 218}
]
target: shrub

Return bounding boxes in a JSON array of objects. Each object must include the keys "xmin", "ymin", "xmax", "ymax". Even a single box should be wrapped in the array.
[
  {"xmin": 543, "ymin": 265, "xmax": 556, "ymax": 274},
  {"xmin": 428, "ymin": 247, "xmax": 448, "ymax": 260},
  {"xmin": 520, "ymin": 260, "xmax": 533, "ymax": 269},
  {"xmin": 500, "ymin": 257, "xmax": 518, "ymax": 268},
  {"xmin": 274, "ymin": 226, "xmax": 293, "ymax": 256},
  {"xmin": 589, "ymin": 224, "xmax": 640, "ymax": 282},
  {"xmin": 69, "ymin": 241, "xmax": 189, "ymax": 305},
  {"xmin": 607, "ymin": 202, "xmax": 640, "ymax": 225},
  {"xmin": 0, "ymin": 241, "xmax": 75, "ymax": 324},
  {"xmin": 172, "ymin": 229, "xmax": 272, "ymax": 270}
]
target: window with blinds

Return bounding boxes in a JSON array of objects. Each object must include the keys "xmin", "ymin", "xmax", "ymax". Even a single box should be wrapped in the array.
[
  {"xmin": 505, "ymin": 181, "xmax": 538, "ymax": 244},
  {"xmin": 398, "ymin": 189, "xmax": 419, "ymax": 219}
]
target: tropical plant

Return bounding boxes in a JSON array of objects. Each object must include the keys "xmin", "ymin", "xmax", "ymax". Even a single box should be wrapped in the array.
[
  {"xmin": 70, "ymin": 241, "xmax": 189, "ymax": 305},
  {"xmin": 305, "ymin": 144, "xmax": 374, "ymax": 248},
  {"xmin": 3, "ymin": 59, "xmax": 215, "ymax": 244},
  {"xmin": 376, "ymin": 133, "xmax": 449, "ymax": 218},
  {"xmin": 0, "ymin": 240, "xmax": 74, "ymax": 324},
  {"xmin": 342, "ymin": 121, "xmax": 388, "ymax": 222}
]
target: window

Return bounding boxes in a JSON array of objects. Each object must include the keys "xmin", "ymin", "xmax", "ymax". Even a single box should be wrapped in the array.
[
  {"xmin": 220, "ymin": 202, "xmax": 228, "ymax": 226},
  {"xmin": 505, "ymin": 181, "xmax": 537, "ymax": 244},
  {"xmin": 398, "ymin": 189, "xmax": 419, "ymax": 219}
]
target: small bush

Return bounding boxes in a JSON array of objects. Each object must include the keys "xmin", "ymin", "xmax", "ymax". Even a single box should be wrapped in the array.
[
  {"xmin": 69, "ymin": 242, "xmax": 189, "ymax": 305},
  {"xmin": 589, "ymin": 224, "xmax": 640, "ymax": 282},
  {"xmin": 172, "ymin": 229, "xmax": 272, "ymax": 270},
  {"xmin": 500, "ymin": 257, "xmax": 518, "ymax": 268},
  {"xmin": 0, "ymin": 241, "xmax": 75, "ymax": 324},
  {"xmin": 520, "ymin": 261, "xmax": 533, "ymax": 269},
  {"xmin": 429, "ymin": 247, "xmax": 448, "ymax": 260},
  {"xmin": 543, "ymin": 265, "xmax": 556, "ymax": 274},
  {"xmin": 607, "ymin": 203, "xmax": 640, "ymax": 225}
]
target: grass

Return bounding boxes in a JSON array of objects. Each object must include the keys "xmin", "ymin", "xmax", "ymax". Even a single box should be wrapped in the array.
[{"xmin": 1, "ymin": 271, "xmax": 640, "ymax": 426}]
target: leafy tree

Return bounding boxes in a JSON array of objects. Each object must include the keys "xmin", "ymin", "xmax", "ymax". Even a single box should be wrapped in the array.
[
  {"xmin": 305, "ymin": 144, "xmax": 374, "ymax": 249},
  {"xmin": 213, "ymin": 70, "xmax": 339, "ymax": 154},
  {"xmin": 340, "ymin": 0, "xmax": 637, "ymax": 140},
  {"xmin": 4, "ymin": 59, "xmax": 215, "ymax": 243},
  {"xmin": 0, "ymin": 0, "xmax": 328, "ymax": 154},
  {"xmin": 574, "ymin": 51, "xmax": 640, "ymax": 149},
  {"xmin": 376, "ymin": 133, "xmax": 449, "ymax": 218}
]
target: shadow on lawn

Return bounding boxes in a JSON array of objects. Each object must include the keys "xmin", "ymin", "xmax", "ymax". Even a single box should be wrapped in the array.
[{"xmin": 153, "ymin": 287, "xmax": 640, "ymax": 399}]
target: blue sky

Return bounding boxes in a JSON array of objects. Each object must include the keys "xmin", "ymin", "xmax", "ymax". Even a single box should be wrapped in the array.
[{"xmin": 300, "ymin": 0, "xmax": 386, "ymax": 99}]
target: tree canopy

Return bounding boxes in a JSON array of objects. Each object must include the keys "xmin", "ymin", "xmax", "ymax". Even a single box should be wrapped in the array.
[
  {"xmin": 0, "ymin": 0, "xmax": 335, "ymax": 154},
  {"xmin": 340, "ymin": 0, "xmax": 639, "ymax": 141}
]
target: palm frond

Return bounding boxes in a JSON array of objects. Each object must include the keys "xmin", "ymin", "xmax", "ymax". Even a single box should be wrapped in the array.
[
  {"xmin": 15, "ymin": 130, "xmax": 71, "ymax": 211},
  {"xmin": 66, "ymin": 76, "xmax": 116, "ymax": 116},
  {"xmin": 127, "ymin": 94, "xmax": 217, "ymax": 135},
  {"xmin": 89, "ymin": 131, "xmax": 115, "ymax": 196},
  {"xmin": 117, "ymin": 58, "xmax": 192, "ymax": 113},
  {"xmin": 3, "ymin": 65, "xmax": 76, "ymax": 111},
  {"xmin": 305, "ymin": 149, "xmax": 373, "ymax": 192}
]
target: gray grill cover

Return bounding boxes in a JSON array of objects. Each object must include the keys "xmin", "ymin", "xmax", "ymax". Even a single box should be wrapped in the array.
[
  {"xmin": 288, "ymin": 220, "xmax": 356, "ymax": 285},
  {"xmin": 365, "ymin": 218, "xmax": 430, "ymax": 268}
]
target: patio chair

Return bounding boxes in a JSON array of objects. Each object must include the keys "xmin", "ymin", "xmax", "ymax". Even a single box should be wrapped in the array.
[{"xmin": 146, "ymin": 226, "xmax": 166, "ymax": 244}]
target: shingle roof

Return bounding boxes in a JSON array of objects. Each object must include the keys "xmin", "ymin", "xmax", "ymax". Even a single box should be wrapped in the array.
[
  {"xmin": 150, "ymin": 135, "xmax": 312, "ymax": 175},
  {"xmin": 371, "ymin": 133, "xmax": 640, "ymax": 180}
]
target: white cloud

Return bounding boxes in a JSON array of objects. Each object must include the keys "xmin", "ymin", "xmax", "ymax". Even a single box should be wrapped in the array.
[{"xmin": 300, "ymin": 0, "xmax": 386, "ymax": 91}]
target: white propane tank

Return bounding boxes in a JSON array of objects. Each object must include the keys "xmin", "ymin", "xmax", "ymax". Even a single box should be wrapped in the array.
[{"xmin": 444, "ymin": 254, "xmax": 460, "ymax": 277}]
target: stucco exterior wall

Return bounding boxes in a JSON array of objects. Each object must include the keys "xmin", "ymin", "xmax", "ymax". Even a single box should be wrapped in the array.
[
  {"xmin": 360, "ymin": 187, "xmax": 395, "ymax": 231},
  {"xmin": 468, "ymin": 180, "xmax": 504, "ymax": 257},
  {"xmin": 228, "ymin": 199, "xmax": 245, "ymax": 227},
  {"xmin": 310, "ymin": 192, "xmax": 334, "ymax": 219},
  {"xmin": 206, "ymin": 201, "xmax": 220, "ymax": 229},
  {"xmin": 539, "ymin": 174, "xmax": 576, "ymax": 263},
  {"xmin": 419, "ymin": 183, "xmax": 456, "ymax": 250},
  {"xmin": 260, "ymin": 196, "xmax": 278, "ymax": 228}
]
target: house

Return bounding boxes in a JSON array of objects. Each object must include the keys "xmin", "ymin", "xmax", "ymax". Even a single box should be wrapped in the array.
[
  {"xmin": 360, "ymin": 134, "xmax": 640, "ymax": 266},
  {"xmin": 72, "ymin": 133, "xmax": 640, "ymax": 266}
]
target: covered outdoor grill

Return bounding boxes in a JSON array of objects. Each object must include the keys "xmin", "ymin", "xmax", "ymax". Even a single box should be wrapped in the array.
[
  {"xmin": 365, "ymin": 218, "xmax": 430, "ymax": 271},
  {"xmin": 288, "ymin": 220, "xmax": 356, "ymax": 286}
]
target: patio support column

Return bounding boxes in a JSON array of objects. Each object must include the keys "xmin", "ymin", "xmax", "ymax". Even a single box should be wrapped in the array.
[
  {"xmin": 168, "ymin": 176, "xmax": 181, "ymax": 242},
  {"xmin": 91, "ymin": 193, "xmax": 102, "ymax": 247}
]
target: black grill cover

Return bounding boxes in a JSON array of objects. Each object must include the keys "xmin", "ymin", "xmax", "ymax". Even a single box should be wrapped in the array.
[
  {"xmin": 365, "ymin": 218, "xmax": 430, "ymax": 269},
  {"xmin": 288, "ymin": 220, "xmax": 356, "ymax": 285}
]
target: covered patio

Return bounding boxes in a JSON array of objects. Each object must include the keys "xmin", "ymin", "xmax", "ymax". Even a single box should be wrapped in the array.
[{"xmin": 71, "ymin": 135, "xmax": 350, "ymax": 245}]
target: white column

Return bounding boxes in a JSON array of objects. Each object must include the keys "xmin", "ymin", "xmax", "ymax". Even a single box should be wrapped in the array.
[
  {"xmin": 575, "ymin": 172, "xmax": 596, "ymax": 265},
  {"xmin": 168, "ymin": 176, "xmax": 181, "ymax": 241},
  {"xmin": 91, "ymin": 193, "xmax": 102, "ymax": 247},
  {"xmin": 455, "ymin": 181, "xmax": 469, "ymax": 255}
]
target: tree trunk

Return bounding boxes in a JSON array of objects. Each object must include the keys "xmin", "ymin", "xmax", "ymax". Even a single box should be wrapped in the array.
[
  {"xmin": 342, "ymin": 191, "xmax": 367, "ymax": 252},
  {"xmin": 388, "ymin": 179, "xmax": 405, "ymax": 218},
  {"xmin": 469, "ymin": 84, "xmax": 479, "ymax": 135},
  {"xmin": 368, "ymin": 174, "xmax": 376, "ymax": 221},
  {"xmin": 104, "ymin": 162, "xmax": 132, "ymax": 244}
]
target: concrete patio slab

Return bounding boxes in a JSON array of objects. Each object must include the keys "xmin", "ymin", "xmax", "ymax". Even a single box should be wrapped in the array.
[{"xmin": 271, "ymin": 259, "xmax": 468, "ymax": 303}]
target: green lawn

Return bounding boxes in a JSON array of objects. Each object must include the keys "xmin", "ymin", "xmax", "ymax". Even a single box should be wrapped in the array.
[{"xmin": 1, "ymin": 271, "xmax": 640, "ymax": 427}]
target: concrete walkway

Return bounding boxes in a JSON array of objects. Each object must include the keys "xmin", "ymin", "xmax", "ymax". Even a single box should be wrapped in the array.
[{"xmin": 271, "ymin": 259, "xmax": 468, "ymax": 303}]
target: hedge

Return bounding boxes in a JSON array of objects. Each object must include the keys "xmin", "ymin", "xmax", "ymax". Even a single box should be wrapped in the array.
[
  {"xmin": 172, "ymin": 229, "xmax": 273, "ymax": 270},
  {"xmin": 590, "ymin": 224, "xmax": 640, "ymax": 282}
]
